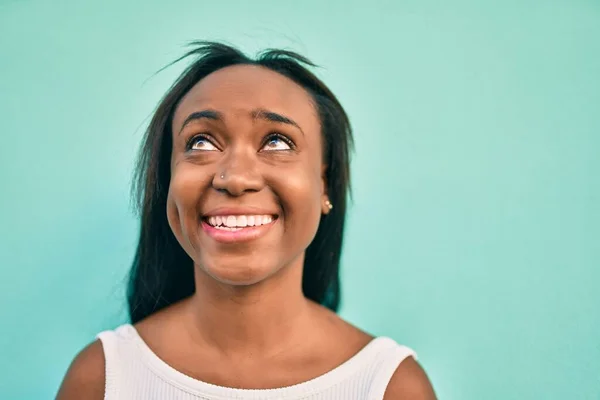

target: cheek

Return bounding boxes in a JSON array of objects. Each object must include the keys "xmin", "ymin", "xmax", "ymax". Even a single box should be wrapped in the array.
[
  {"xmin": 272, "ymin": 165, "xmax": 323, "ymax": 240},
  {"xmin": 166, "ymin": 165, "xmax": 208, "ymax": 242}
]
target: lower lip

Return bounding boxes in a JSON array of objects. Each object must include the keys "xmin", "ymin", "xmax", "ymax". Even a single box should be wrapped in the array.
[{"xmin": 201, "ymin": 219, "xmax": 277, "ymax": 243}]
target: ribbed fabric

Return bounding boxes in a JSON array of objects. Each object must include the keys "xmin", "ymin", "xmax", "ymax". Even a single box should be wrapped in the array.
[{"xmin": 96, "ymin": 324, "xmax": 416, "ymax": 400}]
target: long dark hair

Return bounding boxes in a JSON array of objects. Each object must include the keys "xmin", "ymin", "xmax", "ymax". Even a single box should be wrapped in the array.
[{"xmin": 128, "ymin": 42, "xmax": 353, "ymax": 323}]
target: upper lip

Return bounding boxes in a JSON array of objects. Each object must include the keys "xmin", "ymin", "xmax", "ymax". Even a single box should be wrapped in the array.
[{"xmin": 202, "ymin": 207, "xmax": 280, "ymax": 217}]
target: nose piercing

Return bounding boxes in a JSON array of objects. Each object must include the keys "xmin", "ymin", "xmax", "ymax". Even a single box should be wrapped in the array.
[{"xmin": 220, "ymin": 173, "xmax": 225, "ymax": 179}]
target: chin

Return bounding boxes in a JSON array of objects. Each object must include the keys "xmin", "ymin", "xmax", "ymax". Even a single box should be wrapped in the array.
[{"xmin": 199, "ymin": 257, "xmax": 280, "ymax": 286}]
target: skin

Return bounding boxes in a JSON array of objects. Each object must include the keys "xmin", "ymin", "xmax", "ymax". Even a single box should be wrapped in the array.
[{"xmin": 56, "ymin": 65, "xmax": 436, "ymax": 399}]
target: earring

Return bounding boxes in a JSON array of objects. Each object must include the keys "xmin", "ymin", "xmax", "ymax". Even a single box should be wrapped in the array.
[{"xmin": 325, "ymin": 199, "xmax": 333, "ymax": 210}]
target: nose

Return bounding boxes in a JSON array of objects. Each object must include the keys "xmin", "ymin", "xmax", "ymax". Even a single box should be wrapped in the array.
[{"xmin": 212, "ymin": 147, "xmax": 264, "ymax": 196}]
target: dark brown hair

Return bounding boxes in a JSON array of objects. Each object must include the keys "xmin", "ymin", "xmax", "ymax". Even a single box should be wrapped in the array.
[{"xmin": 128, "ymin": 41, "xmax": 353, "ymax": 323}]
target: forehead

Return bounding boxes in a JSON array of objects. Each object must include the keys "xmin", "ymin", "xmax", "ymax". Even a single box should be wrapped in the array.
[{"xmin": 173, "ymin": 65, "xmax": 320, "ymax": 131}]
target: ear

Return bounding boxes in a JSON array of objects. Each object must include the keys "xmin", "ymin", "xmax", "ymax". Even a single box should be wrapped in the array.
[
  {"xmin": 320, "ymin": 164, "xmax": 328, "ymax": 194},
  {"xmin": 321, "ymin": 197, "xmax": 333, "ymax": 215},
  {"xmin": 321, "ymin": 164, "xmax": 332, "ymax": 215}
]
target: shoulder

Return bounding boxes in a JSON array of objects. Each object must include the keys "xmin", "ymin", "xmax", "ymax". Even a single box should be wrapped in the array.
[
  {"xmin": 56, "ymin": 340, "xmax": 105, "ymax": 400},
  {"xmin": 383, "ymin": 356, "xmax": 437, "ymax": 400}
]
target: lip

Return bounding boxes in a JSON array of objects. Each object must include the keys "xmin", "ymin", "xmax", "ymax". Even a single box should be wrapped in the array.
[
  {"xmin": 201, "ymin": 218, "xmax": 278, "ymax": 243},
  {"xmin": 202, "ymin": 207, "xmax": 279, "ymax": 218}
]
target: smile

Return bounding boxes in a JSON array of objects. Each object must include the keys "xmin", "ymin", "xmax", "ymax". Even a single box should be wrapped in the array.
[
  {"xmin": 201, "ymin": 214, "xmax": 279, "ymax": 243},
  {"xmin": 204, "ymin": 214, "xmax": 275, "ymax": 231}
]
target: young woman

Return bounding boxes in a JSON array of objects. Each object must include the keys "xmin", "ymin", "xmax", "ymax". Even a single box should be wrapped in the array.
[{"xmin": 57, "ymin": 42, "xmax": 436, "ymax": 399}]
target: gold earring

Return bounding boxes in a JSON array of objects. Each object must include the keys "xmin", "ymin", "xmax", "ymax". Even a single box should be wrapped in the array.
[{"xmin": 325, "ymin": 200, "xmax": 333, "ymax": 210}]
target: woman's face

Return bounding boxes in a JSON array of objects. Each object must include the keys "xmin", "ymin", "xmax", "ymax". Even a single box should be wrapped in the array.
[{"xmin": 167, "ymin": 65, "xmax": 331, "ymax": 286}]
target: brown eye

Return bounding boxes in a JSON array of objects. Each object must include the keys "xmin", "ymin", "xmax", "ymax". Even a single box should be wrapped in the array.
[
  {"xmin": 187, "ymin": 135, "xmax": 219, "ymax": 151},
  {"xmin": 260, "ymin": 133, "xmax": 294, "ymax": 151}
]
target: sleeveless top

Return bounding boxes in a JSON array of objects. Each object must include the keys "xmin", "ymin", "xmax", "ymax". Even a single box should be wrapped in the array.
[{"xmin": 96, "ymin": 324, "xmax": 417, "ymax": 400}]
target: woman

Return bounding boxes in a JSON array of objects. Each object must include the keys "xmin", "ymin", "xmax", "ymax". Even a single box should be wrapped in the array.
[{"xmin": 57, "ymin": 41, "xmax": 436, "ymax": 399}]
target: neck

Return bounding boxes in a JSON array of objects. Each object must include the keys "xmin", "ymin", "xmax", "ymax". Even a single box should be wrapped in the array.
[{"xmin": 186, "ymin": 258, "xmax": 313, "ymax": 355}]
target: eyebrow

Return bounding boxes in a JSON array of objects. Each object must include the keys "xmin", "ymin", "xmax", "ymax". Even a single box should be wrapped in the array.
[
  {"xmin": 178, "ymin": 108, "xmax": 304, "ymax": 135},
  {"xmin": 179, "ymin": 110, "xmax": 223, "ymax": 134},
  {"xmin": 251, "ymin": 108, "xmax": 304, "ymax": 135}
]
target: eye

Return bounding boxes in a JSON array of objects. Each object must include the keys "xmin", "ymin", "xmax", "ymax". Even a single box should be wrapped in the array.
[
  {"xmin": 187, "ymin": 134, "xmax": 219, "ymax": 151},
  {"xmin": 261, "ymin": 133, "xmax": 294, "ymax": 152}
]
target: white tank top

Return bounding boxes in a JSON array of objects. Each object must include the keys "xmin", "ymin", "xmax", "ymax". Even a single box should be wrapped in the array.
[{"xmin": 96, "ymin": 324, "xmax": 416, "ymax": 400}]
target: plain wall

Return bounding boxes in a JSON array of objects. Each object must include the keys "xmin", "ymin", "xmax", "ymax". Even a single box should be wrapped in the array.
[{"xmin": 1, "ymin": 0, "xmax": 599, "ymax": 398}]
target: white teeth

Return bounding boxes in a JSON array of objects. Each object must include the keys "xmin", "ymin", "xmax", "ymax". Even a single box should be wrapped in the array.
[{"xmin": 206, "ymin": 214, "xmax": 275, "ymax": 228}]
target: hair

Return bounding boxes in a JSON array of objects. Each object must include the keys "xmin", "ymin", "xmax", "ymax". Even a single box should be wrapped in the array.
[{"xmin": 127, "ymin": 41, "xmax": 354, "ymax": 323}]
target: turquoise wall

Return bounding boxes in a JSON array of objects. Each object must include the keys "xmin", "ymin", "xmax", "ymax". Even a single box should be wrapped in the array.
[{"xmin": 1, "ymin": 1, "xmax": 598, "ymax": 398}]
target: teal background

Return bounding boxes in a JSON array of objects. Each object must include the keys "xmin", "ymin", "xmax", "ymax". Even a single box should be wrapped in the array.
[{"xmin": 1, "ymin": 1, "xmax": 599, "ymax": 398}]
